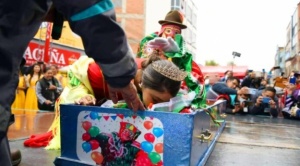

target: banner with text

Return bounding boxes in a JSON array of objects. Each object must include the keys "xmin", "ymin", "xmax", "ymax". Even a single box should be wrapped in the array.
[{"xmin": 24, "ymin": 41, "xmax": 81, "ymax": 67}]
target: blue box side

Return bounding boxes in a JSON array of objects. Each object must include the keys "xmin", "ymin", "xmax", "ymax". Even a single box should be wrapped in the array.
[
  {"xmin": 190, "ymin": 111, "xmax": 211, "ymax": 166},
  {"xmin": 60, "ymin": 104, "xmax": 196, "ymax": 165}
]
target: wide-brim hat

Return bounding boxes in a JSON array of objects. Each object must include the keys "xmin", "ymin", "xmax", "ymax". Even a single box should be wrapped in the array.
[{"xmin": 158, "ymin": 10, "xmax": 187, "ymax": 29}]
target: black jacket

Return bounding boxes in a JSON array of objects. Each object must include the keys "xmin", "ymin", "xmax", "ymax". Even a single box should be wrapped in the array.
[{"xmin": 37, "ymin": 77, "xmax": 60, "ymax": 110}]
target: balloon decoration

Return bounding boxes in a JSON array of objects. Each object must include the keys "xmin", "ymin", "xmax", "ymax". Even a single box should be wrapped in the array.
[
  {"xmin": 144, "ymin": 133, "xmax": 155, "ymax": 143},
  {"xmin": 154, "ymin": 143, "xmax": 163, "ymax": 153},
  {"xmin": 82, "ymin": 121, "xmax": 92, "ymax": 131},
  {"xmin": 89, "ymin": 111, "xmax": 98, "ymax": 120},
  {"xmin": 91, "ymin": 151, "xmax": 103, "ymax": 164},
  {"xmin": 153, "ymin": 128, "xmax": 163, "ymax": 138},
  {"xmin": 82, "ymin": 132, "xmax": 91, "ymax": 141},
  {"xmin": 88, "ymin": 126, "xmax": 100, "ymax": 137},
  {"xmin": 141, "ymin": 141, "xmax": 153, "ymax": 153},
  {"xmin": 89, "ymin": 139, "xmax": 100, "ymax": 150},
  {"xmin": 155, "ymin": 160, "xmax": 163, "ymax": 166},
  {"xmin": 81, "ymin": 116, "xmax": 165, "ymax": 165},
  {"xmin": 143, "ymin": 121, "xmax": 153, "ymax": 130},
  {"xmin": 136, "ymin": 156, "xmax": 151, "ymax": 166},
  {"xmin": 82, "ymin": 142, "xmax": 91, "ymax": 153},
  {"xmin": 148, "ymin": 152, "xmax": 161, "ymax": 164}
]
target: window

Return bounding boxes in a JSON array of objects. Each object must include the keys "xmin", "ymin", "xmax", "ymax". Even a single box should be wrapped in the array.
[{"xmin": 171, "ymin": 0, "xmax": 181, "ymax": 10}]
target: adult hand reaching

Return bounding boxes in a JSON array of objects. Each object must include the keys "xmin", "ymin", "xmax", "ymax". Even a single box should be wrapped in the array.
[{"xmin": 108, "ymin": 82, "xmax": 145, "ymax": 111}]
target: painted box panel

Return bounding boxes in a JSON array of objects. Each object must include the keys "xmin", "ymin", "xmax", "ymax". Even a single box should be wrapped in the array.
[{"xmin": 54, "ymin": 101, "xmax": 226, "ymax": 166}]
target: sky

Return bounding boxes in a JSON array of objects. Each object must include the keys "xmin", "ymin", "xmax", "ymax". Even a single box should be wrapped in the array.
[{"xmin": 195, "ymin": 0, "xmax": 300, "ymax": 71}]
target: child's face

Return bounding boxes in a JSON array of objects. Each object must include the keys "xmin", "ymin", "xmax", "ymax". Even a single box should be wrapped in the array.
[{"xmin": 142, "ymin": 88, "xmax": 173, "ymax": 107}]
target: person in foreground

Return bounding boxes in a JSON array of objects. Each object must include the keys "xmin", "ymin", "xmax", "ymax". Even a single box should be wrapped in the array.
[
  {"xmin": 0, "ymin": 0, "xmax": 144, "ymax": 165},
  {"xmin": 24, "ymin": 56, "xmax": 187, "ymax": 150}
]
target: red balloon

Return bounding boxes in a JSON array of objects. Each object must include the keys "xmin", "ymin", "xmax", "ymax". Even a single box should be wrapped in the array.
[
  {"xmin": 89, "ymin": 140, "xmax": 100, "ymax": 150},
  {"xmin": 154, "ymin": 143, "xmax": 163, "ymax": 153},
  {"xmin": 82, "ymin": 133, "xmax": 91, "ymax": 141},
  {"xmin": 82, "ymin": 121, "xmax": 92, "ymax": 131},
  {"xmin": 136, "ymin": 150, "xmax": 148, "ymax": 157},
  {"xmin": 135, "ymin": 154, "xmax": 152, "ymax": 166},
  {"xmin": 91, "ymin": 151, "xmax": 103, "ymax": 164},
  {"xmin": 144, "ymin": 133, "xmax": 155, "ymax": 143},
  {"xmin": 143, "ymin": 121, "xmax": 153, "ymax": 130},
  {"xmin": 154, "ymin": 160, "xmax": 163, "ymax": 166}
]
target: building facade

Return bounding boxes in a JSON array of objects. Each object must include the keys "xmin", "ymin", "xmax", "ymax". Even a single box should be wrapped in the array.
[
  {"xmin": 177, "ymin": 0, "xmax": 198, "ymax": 59},
  {"xmin": 274, "ymin": 47, "xmax": 285, "ymax": 76},
  {"xmin": 33, "ymin": 0, "xmax": 199, "ymax": 62},
  {"xmin": 282, "ymin": 3, "xmax": 300, "ymax": 75}
]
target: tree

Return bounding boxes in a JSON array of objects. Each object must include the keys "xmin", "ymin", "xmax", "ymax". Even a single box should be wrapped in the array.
[{"xmin": 205, "ymin": 60, "xmax": 219, "ymax": 66}]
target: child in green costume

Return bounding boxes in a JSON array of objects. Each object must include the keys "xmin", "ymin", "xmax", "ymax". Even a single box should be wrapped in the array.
[{"xmin": 137, "ymin": 10, "xmax": 206, "ymax": 108}]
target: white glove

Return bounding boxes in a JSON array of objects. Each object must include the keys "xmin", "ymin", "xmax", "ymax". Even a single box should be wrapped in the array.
[{"xmin": 147, "ymin": 37, "xmax": 180, "ymax": 53}]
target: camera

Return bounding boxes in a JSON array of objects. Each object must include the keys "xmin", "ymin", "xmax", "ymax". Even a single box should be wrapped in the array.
[{"xmin": 262, "ymin": 97, "xmax": 270, "ymax": 104}]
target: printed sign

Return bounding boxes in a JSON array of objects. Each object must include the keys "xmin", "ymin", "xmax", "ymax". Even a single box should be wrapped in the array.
[{"xmin": 24, "ymin": 41, "xmax": 81, "ymax": 67}]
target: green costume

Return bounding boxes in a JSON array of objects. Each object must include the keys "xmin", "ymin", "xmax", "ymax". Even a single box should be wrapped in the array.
[{"xmin": 137, "ymin": 33, "xmax": 206, "ymax": 108}]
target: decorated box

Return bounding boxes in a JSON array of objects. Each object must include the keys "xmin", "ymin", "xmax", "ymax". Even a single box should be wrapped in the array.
[{"xmin": 54, "ymin": 101, "xmax": 226, "ymax": 166}]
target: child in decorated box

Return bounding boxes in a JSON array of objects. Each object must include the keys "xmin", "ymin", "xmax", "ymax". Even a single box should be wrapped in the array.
[{"xmin": 24, "ymin": 55, "xmax": 187, "ymax": 152}]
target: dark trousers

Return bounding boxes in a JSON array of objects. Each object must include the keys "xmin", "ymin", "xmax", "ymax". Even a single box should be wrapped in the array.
[
  {"xmin": 38, "ymin": 103, "xmax": 55, "ymax": 111},
  {"xmin": 0, "ymin": 0, "xmax": 49, "ymax": 165}
]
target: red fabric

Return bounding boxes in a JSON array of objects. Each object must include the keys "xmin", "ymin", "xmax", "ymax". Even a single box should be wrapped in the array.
[
  {"xmin": 191, "ymin": 61, "xmax": 204, "ymax": 84},
  {"xmin": 23, "ymin": 131, "xmax": 53, "ymax": 147},
  {"xmin": 216, "ymin": 94, "xmax": 230, "ymax": 101},
  {"xmin": 200, "ymin": 66, "xmax": 248, "ymax": 79},
  {"xmin": 87, "ymin": 62, "xmax": 110, "ymax": 100},
  {"xmin": 180, "ymin": 107, "xmax": 192, "ymax": 114}
]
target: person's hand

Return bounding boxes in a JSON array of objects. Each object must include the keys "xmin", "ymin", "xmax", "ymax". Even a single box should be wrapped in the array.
[
  {"xmin": 75, "ymin": 95, "xmax": 96, "ymax": 106},
  {"xmin": 147, "ymin": 37, "xmax": 179, "ymax": 53},
  {"xmin": 269, "ymin": 99, "xmax": 276, "ymax": 109},
  {"xmin": 108, "ymin": 82, "xmax": 145, "ymax": 111},
  {"xmin": 49, "ymin": 85, "xmax": 57, "ymax": 90},
  {"xmin": 290, "ymin": 106, "xmax": 298, "ymax": 117},
  {"xmin": 233, "ymin": 104, "xmax": 242, "ymax": 113},
  {"xmin": 44, "ymin": 100, "xmax": 53, "ymax": 105}
]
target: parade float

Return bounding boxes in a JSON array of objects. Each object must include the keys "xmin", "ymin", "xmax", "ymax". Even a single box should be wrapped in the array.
[{"xmin": 34, "ymin": 9, "xmax": 228, "ymax": 166}]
